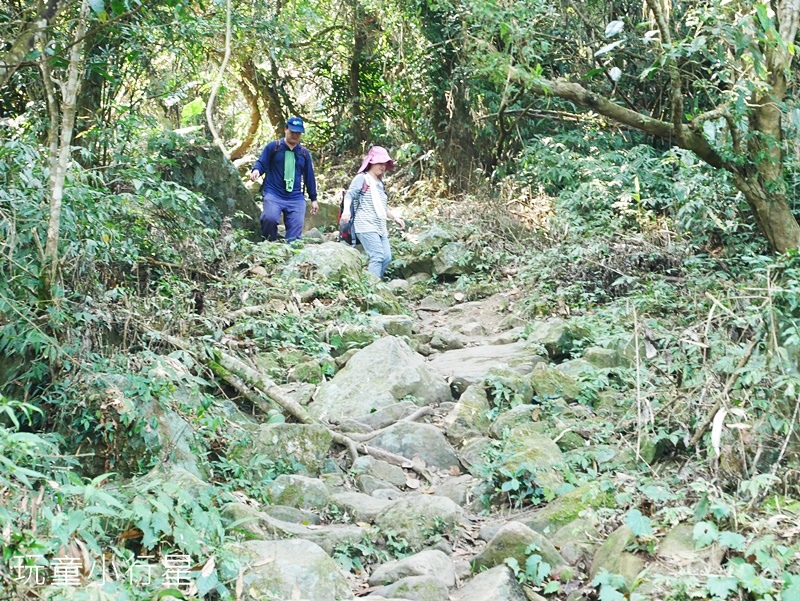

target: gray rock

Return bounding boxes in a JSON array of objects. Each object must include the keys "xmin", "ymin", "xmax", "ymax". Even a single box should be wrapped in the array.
[
  {"xmin": 419, "ymin": 295, "xmax": 453, "ymax": 311},
  {"xmin": 555, "ymin": 358, "xmax": 597, "ymax": 379},
  {"xmin": 497, "ymin": 315, "xmax": 527, "ymax": 331},
  {"xmin": 223, "ymin": 503, "xmax": 365, "ymax": 555},
  {"xmin": 433, "ymin": 242, "xmax": 471, "ymax": 275},
  {"xmin": 583, "ymin": 346, "xmax": 625, "ymax": 369},
  {"xmin": 372, "ymin": 488, "xmax": 403, "ymax": 501},
  {"xmin": 329, "ymin": 492, "xmax": 392, "ymax": 523},
  {"xmin": 355, "ymin": 401, "xmax": 420, "ymax": 430},
  {"xmin": 459, "ymin": 322, "xmax": 487, "ymax": 337},
  {"xmin": 408, "ymin": 272, "xmax": 432, "ymax": 286},
  {"xmin": 303, "ymin": 200, "xmax": 341, "ymax": 232},
  {"xmin": 526, "ymin": 318, "xmax": 587, "ymax": 359},
  {"xmin": 226, "ymin": 539, "xmax": 353, "ymax": 601},
  {"xmin": 452, "ymin": 566, "xmax": 526, "ymax": 601},
  {"xmin": 370, "ymin": 422, "xmax": 461, "ymax": 470},
  {"xmin": 473, "ymin": 521, "xmax": 564, "ymax": 571},
  {"xmin": 529, "ymin": 362, "xmax": 580, "ymax": 401},
  {"xmin": 443, "ymin": 385, "xmax": 491, "ymax": 445},
  {"xmin": 158, "ymin": 141, "xmax": 260, "ymax": 235},
  {"xmin": 428, "ymin": 342, "xmax": 546, "ymax": 396},
  {"xmin": 484, "ymin": 366, "xmax": 534, "ymax": 407},
  {"xmin": 521, "ymin": 483, "xmax": 614, "ymax": 534},
  {"xmin": 351, "ymin": 456, "xmax": 408, "ymax": 488},
  {"xmin": 656, "ymin": 524, "xmax": 723, "ymax": 569},
  {"xmin": 368, "ymin": 550, "xmax": 456, "ymax": 587},
  {"xmin": 266, "ymin": 474, "xmax": 330, "ymax": 509},
  {"xmin": 371, "ymin": 314, "xmax": 414, "ymax": 337},
  {"xmin": 589, "ymin": 526, "xmax": 644, "ymax": 588},
  {"xmin": 388, "ymin": 279, "xmax": 410, "ymax": 293},
  {"xmin": 430, "ymin": 329, "xmax": 466, "ymax": 351},
  {"xmin": 457, "ymin": 437, "xmax": 495, "ymax": 476},
  {"xmin": 435, "ymin": 475, "xmax": 478, "ymax": 507},
  {"xmin": 357, "ymin": 475, "xmax": 402, "ymax": 496},
  {"xmin": 374, "ymin": 495, "xmax": 463, "ymax": 550},
  {"xmin": 370, "ymin": 575, "xmax": 449, "ymax": 601},
  {"xmin": 274, "ymin": 382, "xmax": 317, "ymax": 405},
  {"xmin": 247, "ymin": 423, "xmax": 332, "ymax": 476},
  {"xmin": 310, "ymin": 337, "xmax": 451, "ymax": 422},
  {"xmin": 488, "ymin": 404, "xmax": 544, "ymax": 439},
  {"xmin": 285, "ymin": 241, "xmax": 363, "ymax": 283},
  {"xmin": 551, "ymin": 517, "xmax": 601, "ymax": 565},
  {"xmin": 262, "ymin": 504, "xmax": 321, "ymax": 525}
]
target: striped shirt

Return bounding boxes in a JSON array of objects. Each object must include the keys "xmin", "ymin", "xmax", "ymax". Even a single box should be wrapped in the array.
[{"xmin": 346, "ymin": 173, "xmax": 389, "ymax": 237}]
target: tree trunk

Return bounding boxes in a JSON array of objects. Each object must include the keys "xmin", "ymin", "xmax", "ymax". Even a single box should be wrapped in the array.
[
  {"xmin": 732, "ymin": 174, "xmax": 800, "ymax": 253},
  {"xmin": 40, "ymin": 0, "xmax": 90, "ymax": 302},
  {"xmin": 229, "ymin": 64, "xmax": 262, "ymax": 160},
  {"xmin": 349, "ymin": 0, "xmax": 366, "ymax": 148},
  {"xmin": 0, "ymin": 0, "xmax": 70, "ymax": 88}
]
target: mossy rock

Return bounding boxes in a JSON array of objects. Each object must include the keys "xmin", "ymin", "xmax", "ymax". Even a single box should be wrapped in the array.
[
  {"xmin": 374, "ymin": 495, "xmax": 462, "ymax": 551},
  {"xmin": 521, "ymin": 483, "xmax": 615, "ymax": 534},
  {"xmin": 485, "ymin": 367, "xmax": 534, "ymax": 408},
  {"xmin": 530, "ymin": 363, "xmax": 580, "ymax": 401},
  {"xmin": 444, "ymin": 385, "xmax": 492, "ymax": 445},
  {"xmin": 489, "ymin": 405, "xmax": 547, "ymax": 439},
  {"xmin": 589, "ymin": 526, "xmax": 644, "ymax": 589},
  {"xmin": 473, "ymin": 521, "xmax": 565, "ymax": 571},
  {"xmin": 266, "ymin": 474, "xmax": 331, "ymax": 509}
]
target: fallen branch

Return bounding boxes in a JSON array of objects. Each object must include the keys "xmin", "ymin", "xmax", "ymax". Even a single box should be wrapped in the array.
[{"xmin": 145, "ymin": 325, "xmax": 428, "ymax": 475}]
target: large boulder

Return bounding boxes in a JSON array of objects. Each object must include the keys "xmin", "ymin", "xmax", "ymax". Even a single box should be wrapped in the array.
[
  {"xmin": 309, "ymin": 337, "xmax": 451, "ymax": 422},
  {"xmin": 224, "ymin": 539, "xmax": 353, "ymax": 601},
  {"xmin": 527, "ymin": 318, "xmax": 588, "ymax": 360},
  {"xmin": 285, "ymin": 241, "xmax": 363, "ymax": 283},
  {"xmin": 223, "ymin": 502, "xmax": 365, "ymax": 555},
  {"xmin": 374, "ymin": 495, "xmax": 463, "ymax": 551},
  {"xmin": 370, "ymin": 422, "xmax": 460, "ymax": 470},
  {"xmin": 529, "ymin": 362, "xmax": 580, "ymax": 401},
  {"xmin": 370, "ymin": 576, "xmax": 450, "ymax": 601},
  {"xmin": 368, "ymin": 550, "xmax": 456, "ymax": 587},
  {"xmin": 303, "ymin": 200, "xmax": 340, "ymax": 232},
  {"xmin": 428, "ymin": 342, "xmax": 546, "ymax": 396},
  {"xmin": 443, "ymin": 385, "xmax": 491, "ymax": 445},
  {"xmin": 452, "ymin": 566, "xmax": 526, "ymax": 601},
  {"xmin": 154, "ymin": 136, "xmax": 260, "ymax": 235},
  {"xmin": 521, "ymin": 483, "xmax": 615, "ymax": 534},
  {"xmin": 473, "ymin": 521, "xmax": 565, "ymax": 572},
  {"xmin": 589, "ymin": 526, "xmax": 645, "ymax": 589},
  {"xmin": 244, "ymin": 423, "xmax": 332, "ymax": 476},
  {"xmin": 433, "ymin": 241, "xmax": 472, "ymax": 276},
  {"xmin": 266, "ymin": 474, "xmax": 330, "ymax": 509}
]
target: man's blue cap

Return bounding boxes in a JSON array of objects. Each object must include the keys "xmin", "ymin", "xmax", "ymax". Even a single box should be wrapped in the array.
[{"xmin": 286, "ymin": 116, "xmax": 305, "ymax": 133}]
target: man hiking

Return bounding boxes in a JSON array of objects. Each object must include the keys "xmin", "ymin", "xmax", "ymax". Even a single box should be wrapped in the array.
[{"xmin": 250, "ymin": 116, "xmax": 319, "ymax": 242}]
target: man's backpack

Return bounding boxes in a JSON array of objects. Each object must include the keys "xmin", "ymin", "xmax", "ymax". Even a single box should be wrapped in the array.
[{"xmin": 337, "ymin": 178, "xmax": 370, "ymax": 246}]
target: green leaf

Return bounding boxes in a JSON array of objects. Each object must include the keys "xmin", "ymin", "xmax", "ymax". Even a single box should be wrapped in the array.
[
  {"xmin": 707, "ymin": 575, "xmax": 738, "ymax": 600},
  {"xmin": 625, "ymin": 509, "xmax": 653, "ymax": 537},
  {"xmin": 599, "ymin": 586, "xmax": 626, "ymax": 601},
  {"xmin": 782, "ymin": 572, "xmax": 800, "ymax": 601},
  {"xmin": 693, "ymin": 521, "xmax": 719, "ymax": 548},
  {"xmin": 89, "ymin": 0, "xmax": 105, "ymax": 14},
  {"xmin": 718, "ymin": 531, "xmax": 746, "ymax": 551},
  {"xmin": 543, "ymin": 581, "xmax": 561, "ymax": 594}
]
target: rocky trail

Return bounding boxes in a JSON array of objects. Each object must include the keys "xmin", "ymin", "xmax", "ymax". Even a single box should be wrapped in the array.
[{"xmin": 193, "ymin": 242, "xmax": 702, "ymax": 601}]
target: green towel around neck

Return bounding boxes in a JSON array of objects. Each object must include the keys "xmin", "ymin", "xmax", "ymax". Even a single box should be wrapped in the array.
[{"xmin": 284, "ymin": 147, "xmax": 295, "ymax": 192}]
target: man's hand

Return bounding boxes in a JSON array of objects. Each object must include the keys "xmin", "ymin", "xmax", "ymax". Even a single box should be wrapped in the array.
[
  {"xmin": 394, "ymin": 216, "xmax": 406, "ymax": 229},
  {"xmin": 310, "ymin": 200, "xmax": 319, "ymax": 215},
  {"xmin": 341, "ymin": 210, "xmax": 351, "ymax": 222},
  {"xmin": 249, "ymin": 169, "xmax": 260, "ymax": 182}
]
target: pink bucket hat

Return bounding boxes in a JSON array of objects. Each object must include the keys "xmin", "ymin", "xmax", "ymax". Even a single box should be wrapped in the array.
[{"xmin": 358, "ymin": 146, "xmax": 395, "ymax": 173}]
